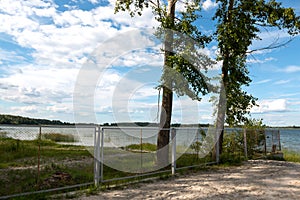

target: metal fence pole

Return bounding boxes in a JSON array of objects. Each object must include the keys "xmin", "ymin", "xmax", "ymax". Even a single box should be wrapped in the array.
[
  {"xmin": 215, "ymin": 129, "xmax": 220, "ymax": 163},
  {"xmin": 37, "ymin": 126, "xmax": 42, "ymax": 188},
  {"xmin": 100, "ymin": 127, "xmax": 104, "ymax": 183},
  {"xmin": 94, "ymin": 126, "xmax": 101, "ymax": 186},
  {"xmin": 278, "ymin": 130, "xmax": 281, "ymax": 151},
  {"xmin": 171, "ymin": 128, "xmax": 176, "ymax": 175},
  {"xmin": 264, "ymin": 131, "xmax": 267, "ymax": 155},
  {"xmin": 140, "ymin": 128, "xmax": 143, "ymax": 172}
]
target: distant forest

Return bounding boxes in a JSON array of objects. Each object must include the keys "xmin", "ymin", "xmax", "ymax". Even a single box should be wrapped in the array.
[{"xmin": 0, "ymin": 114, "xmax": 73, "ymax": 125}]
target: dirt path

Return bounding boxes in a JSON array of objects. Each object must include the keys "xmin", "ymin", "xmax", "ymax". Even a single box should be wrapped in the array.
[{"xmin": 77, "ymin": 160, "xmax": 300, "ymax": 200}]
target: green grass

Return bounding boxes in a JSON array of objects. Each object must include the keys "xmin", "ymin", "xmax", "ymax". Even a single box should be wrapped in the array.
[
  {"xmin": 283, "ymin": 149, "xmax": 300, "ymax": 163},
  {"xmin": 0, "ymin": 138, "xmax": 89, "ymax": 168},
  {"xmin": 125, "ymin": 143, "xmax": 157, "ymax": 152},
  {"xmin": 219, "ymin": 152, "xmax": 246, "ymax": 165},
  {"xmin": 0, "ymin": 137, "xmax": 93, "ymax": 197},
  {"xmin": 176, "ymin": 153, "xmax": 213, "ymax": 168},
  {"xmin": 42, "ymin": 133, "xmax": 77, "ymax": 142}
]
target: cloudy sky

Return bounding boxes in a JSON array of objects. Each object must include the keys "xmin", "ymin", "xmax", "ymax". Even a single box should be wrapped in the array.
[{"xmin": 0, "ymin": 0, "xmax": 300, "ymax": 126}]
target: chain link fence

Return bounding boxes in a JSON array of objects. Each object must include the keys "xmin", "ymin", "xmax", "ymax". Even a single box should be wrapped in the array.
[
  {"xmin": 0, "ymin": 125, "xmax": 282, "ymax": 198},
  {"xmin": 0, "ymin": 125, "xmax": 95, "ymax": 198},
  {"xmin": 221, "ymin": 128, "xmax": 281, "ymax": 162},
  {"xmin": 93, "ymin": 127, "xmax": 219, "ymax": 185}
]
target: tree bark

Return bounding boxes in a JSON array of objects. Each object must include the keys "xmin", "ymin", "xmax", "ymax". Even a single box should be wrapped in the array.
[
  {"xmin": 213, "ymin": 0, "xmax": 234, "ymax": 162},
  {"xmin": 157, "ymin": 0, "xmax": 176, "ymax": 167}
]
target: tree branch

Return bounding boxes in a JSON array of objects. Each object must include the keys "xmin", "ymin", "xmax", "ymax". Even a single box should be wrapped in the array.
[{"xmin": 246, "ymin": 37, "xmax": 294, "ymax": 54}]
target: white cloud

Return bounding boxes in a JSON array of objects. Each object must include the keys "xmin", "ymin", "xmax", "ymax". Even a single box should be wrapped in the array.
[
  {"xmin": 274, "ymin": 80, "xmax": 291, "ymax": 85},
  {"xmin": 0, "ymin": 0, "xmax": 158, "ymax": 70},
  {"xmin": 47, "ymin": 103, "xmax": 73, "ymax": 114},
  {"xmin": 0, "ymin": 0, "xmax": 216, "ymax": 123},
  {"xmin": 12, "ymin": 105, "xmax": 39, "ymax": 114},
  {"xmin": 0, "ymin": 65, "xmax": 79, "ymax": 105},
  {"xmin": 253, "ymin": 79, "xmax": 272, "ymax": 85},
  {"xmin": 251, "ymin": 99, "xmax": 288, "ymax": 113},
  {"xmin": 88, "ymin": 0, "xmax": 100, "ymax": 4},
  {"xmin": 112, "ymin": 49, "xmax": 163, "ymax": 68},
  {"xmin": 247, "ymin": 57, "xmax": 276, "ymax": 64},
  {"xmin": 202, "ymin": 0, "xmax": 218, "ymax": 11},
  {"xmin": 281, "ymin": 65, "xmax": 300, "ymax": 73},
  {"xmin": 0, "ymin": 49, "xmax": 28, "ymax": 64},
  {"xmin": 290, "ymin": 101, "xmax": 300, "ymax": 106}
]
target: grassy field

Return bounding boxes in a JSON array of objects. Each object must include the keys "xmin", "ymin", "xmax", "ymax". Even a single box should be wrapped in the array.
[{"xmin": 0, "ymin": 137, "xmax": 93, "ymax": 197}]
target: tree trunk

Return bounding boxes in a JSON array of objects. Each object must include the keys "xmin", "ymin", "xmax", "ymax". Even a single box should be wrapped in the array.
[
  {"xmin": 213, "ymin": 79, "xmax": 226, "ymax": 162},
  {"xmin": 157, "ymin": 0, "xmax": 176, "ymax": 168},
  {"xmin": 157, "ymin": 86, "xmax": 173, "ymax": 167},
  {"xmin": 213, "ymin": 0, "xmax": 234, "ymax": 162}
]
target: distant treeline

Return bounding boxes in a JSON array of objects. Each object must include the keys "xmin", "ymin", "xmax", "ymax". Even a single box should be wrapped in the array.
[
  {"xmin": 102, "ymin": 122, "xmax": 211, "ymax": 127},
  {"xmin": 0, "ymin": 114, "xmax": 73, "ymax": 125},
  {"xmin": 0, "ymin": 114, "xmax": 213, "ymax": 127}
]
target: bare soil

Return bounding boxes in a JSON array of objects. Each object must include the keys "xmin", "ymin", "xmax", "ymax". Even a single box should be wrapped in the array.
[{"xmin": 78, "ymin": 160, "xmax": 300, "ymax": 200}]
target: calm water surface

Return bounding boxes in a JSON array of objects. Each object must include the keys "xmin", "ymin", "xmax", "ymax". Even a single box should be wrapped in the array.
[{"xmin": 0, "ymin": 125, "xmax": 299, "ymax": 152}]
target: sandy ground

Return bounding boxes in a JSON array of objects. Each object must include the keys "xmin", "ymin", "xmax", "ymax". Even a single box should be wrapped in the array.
[{"xmin": 78, "ymin": 160, "xmax": 300, "ymax": 200}]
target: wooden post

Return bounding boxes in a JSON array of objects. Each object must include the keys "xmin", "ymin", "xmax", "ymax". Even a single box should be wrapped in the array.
[{"xmin": 278, "ymin": 130, "xmax": 281, "ymax": 151}]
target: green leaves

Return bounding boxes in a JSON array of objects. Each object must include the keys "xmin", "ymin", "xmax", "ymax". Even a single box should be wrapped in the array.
[
  {"xmin": 160, "ymin": 50, "xmax": 214, "ymax": 100},
  {"xmin": 115, "ymin": 0, "xmax": 214, "ymax": 100},
  {"xmin": 215, "ymin": 0, "xmax": 300, "ymax": 126},
  {"xmin": 115, "ymin": 0, "xmax": 149, "ymax": 17}
]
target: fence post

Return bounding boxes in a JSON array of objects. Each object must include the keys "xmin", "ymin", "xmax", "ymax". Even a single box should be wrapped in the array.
[
  {"xmin": 94, "ymin": 126, "xmax": 101, "ymax": 187},
  {"xmin": 100, "ymin": 127, "xmax": 104, "ymax": 183},
  {"xmin": 171, "ymin": 128, "xmax": 176, "ymax": 175},
  {"xmin": 140, "ymin": 128, "xmax": 143, "ymax": 172},
  {"xmin": 215, "ymin": 129, "xmax": 220, "ymax": 163},
  {"xmin": 264, "ymin": 131, "xmax": 267, "ymax": 156},
  {"xmin": 278, "ymin": 130, "xmax": 281, "ymax": 151},
  {"xmin": 37, "ymin": 126, "xmax": 42, "ymax": 188},
  {"xmin": 243, "ymin": 128, "xmax": 248, "ymax": 159}
]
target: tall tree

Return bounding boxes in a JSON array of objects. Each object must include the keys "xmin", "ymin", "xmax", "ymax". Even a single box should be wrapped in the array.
[
  {"xmin": 115, "ymin": 0, "xmax": 213, "ymax": 166},
  {"xmin": 213, "ymin": 0, "xmax": 300, "ymax": 161}
]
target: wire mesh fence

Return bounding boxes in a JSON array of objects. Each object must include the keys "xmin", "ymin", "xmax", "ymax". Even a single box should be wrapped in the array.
[
  {"xmin": 0, "ymin": 124, "xmax": 283, "ymax": 198},
  {"xmin": 0, "ymin": 125, "xmax": 95, "ymax": 197},
  {"xmin": 221, "ymin": 128, "xmax": 281, "ymax": 162},
  {"xmin": 93, "ymin": 127, "xmax": 218, "ymax": 185}
]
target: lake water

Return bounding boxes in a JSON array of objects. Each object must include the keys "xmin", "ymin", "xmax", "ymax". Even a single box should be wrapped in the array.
[
  {"xmin": 0, "ymin": 125, "xmax": 299, "ymax": 153},
  {"xmin": 280, "ymin": 129, "xmax": 300, "ymax": 152}
]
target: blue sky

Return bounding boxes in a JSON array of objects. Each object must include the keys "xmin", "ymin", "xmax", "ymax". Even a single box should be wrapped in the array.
[{"xmin": 0, "ymin": 0, "xmax": 300, "ymax": 126}]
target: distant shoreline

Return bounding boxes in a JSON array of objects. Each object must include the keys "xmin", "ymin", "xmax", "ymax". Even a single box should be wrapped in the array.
[{"xmin": 1, "ymin": 114, "xmax": 300, "ymax": 128}]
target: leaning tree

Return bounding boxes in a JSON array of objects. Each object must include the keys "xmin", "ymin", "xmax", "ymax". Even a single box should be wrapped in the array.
[
  {"xmin": 115, "ymin": 0, "xmax": 214, "ymax": 166},
  {"xmin": 213, "ymin": 0, "xmax": 300, "ymax": 161}
]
